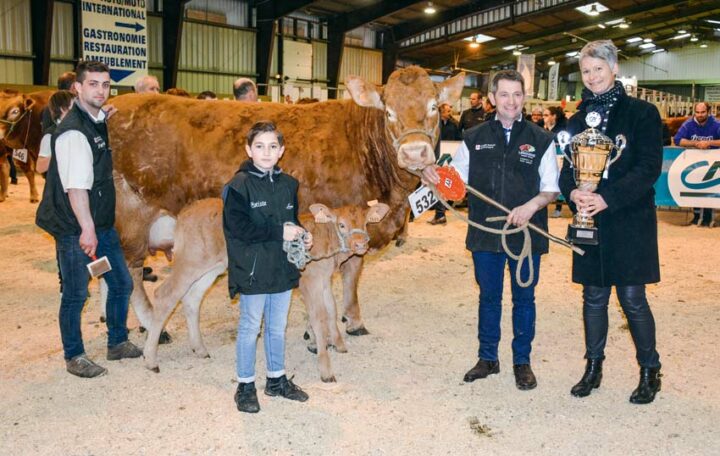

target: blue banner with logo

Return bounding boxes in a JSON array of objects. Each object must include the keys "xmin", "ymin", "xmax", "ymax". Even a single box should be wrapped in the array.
[{"xmin": 655, "ymin": 147, "xmax": 720, "ymax": 208}]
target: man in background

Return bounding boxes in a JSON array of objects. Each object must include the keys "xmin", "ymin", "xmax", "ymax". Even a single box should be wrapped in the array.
[
  {"xmin": 459, "ymin": 91, "xmax": 485, "ymax": 135},
  {"xmin": 233, "ymin": 78, "xmax": 258, "ymax": 102}
]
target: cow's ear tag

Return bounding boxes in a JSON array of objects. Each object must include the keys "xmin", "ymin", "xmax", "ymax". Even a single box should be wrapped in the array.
[
  {"xmin": 435, "ymin": 166, "xmax": 466, "ymax": 201},
  {"xmin": 366, "ymin": 199, "xmax": 378, "ymax": 207}
]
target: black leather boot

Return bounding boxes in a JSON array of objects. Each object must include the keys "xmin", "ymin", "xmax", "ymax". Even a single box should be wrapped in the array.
[
  {"xmin": 235, "ymin": 382, "xmax": 260, "ymax": 413},
  {"xmin": 629, "ymin": 367, "xmax": 661, "ymax": 404},
  {"xmin": 571, "ymin": 359, "xmax": 603, "ymax": 397}
]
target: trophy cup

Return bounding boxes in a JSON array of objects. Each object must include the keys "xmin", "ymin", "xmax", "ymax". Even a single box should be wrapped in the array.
[{"xmin": 556, "ymin": 112, "xmax": 626, "ymax": 245}]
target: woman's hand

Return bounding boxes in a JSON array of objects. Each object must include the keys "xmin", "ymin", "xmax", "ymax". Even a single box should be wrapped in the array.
[{"xmin": 571, "ymin": 190, "xmax": 608, "ymax": 215}]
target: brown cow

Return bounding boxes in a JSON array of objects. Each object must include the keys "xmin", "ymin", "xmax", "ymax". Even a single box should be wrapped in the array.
[
  {"xmin": 106, "ymin": 66, "xmax": 465, "ymax": 339},
  {"xmin": 142, "ymin": 198, "xmax": 389, "ymax": 382},
  {"xmin": 0, "ymin": 90, "xmax": 52, "ymax": 203}
]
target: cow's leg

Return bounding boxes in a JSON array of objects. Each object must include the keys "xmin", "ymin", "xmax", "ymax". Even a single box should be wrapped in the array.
[
  {"xmin": 395, "ymin": 208, "xmax": 411, "ymax": 247},
  {"xmin": 323, "ymin": 285, "xmax": 347, "ymax": 353},
  {"xmin": 0, "ymin": 156, "xmax": 9, "ymax": 202},
  {"xmin": 300, "ymin": 274, "xmax": 335, "ymax": 382},
  {"xmin": 24, "ymin": 163, "xmax": 39, "ymax": 203},
  {"xmin": 180, "ymin": 263, "xmax": 226, "ymax": 359},
  {"xmin": 340, "ymin": 255, "xmax": 369, "ymax": 336},
  {"xmin": 143, "ymin": 284, "xmax": 181, "ymax": 373}
]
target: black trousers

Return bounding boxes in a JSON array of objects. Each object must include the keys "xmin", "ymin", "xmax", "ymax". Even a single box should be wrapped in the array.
[{"xmin": 582, "ymin": 285, "xmax": 660, "ymax": 368}]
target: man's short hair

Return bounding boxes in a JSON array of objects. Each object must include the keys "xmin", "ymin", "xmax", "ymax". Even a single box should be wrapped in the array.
[
  {"xmin": 134, "ymin": 75, "xmax": 160, "ymax": 93},
  {"xmin": 247, "ymin": 120, "xmax": 284, "ymax": 147},
  {"xmin": 489, "ymin": 70, "xmax": 525, "ymax": 95},
  {"xmin": 197, "ymin": 90, "xmax": 217, "ymax": 100},
  {"xmin": 233, "ymin": 78, "xmax": 257, "ymax": 100},
  {"xmin": 695, "ymin": 101, "xmax": 711, "ymax": 112},
  {"xmin": 166, "ymin": 88, "xmax": 190, "ymax": 97},
  {"xmin": 75, "ymin": 61, "xmax": 110, "ymax": 82},
  {"xmin": 57, "ymin": 72, "xmax": 76, "ymax": 90}
]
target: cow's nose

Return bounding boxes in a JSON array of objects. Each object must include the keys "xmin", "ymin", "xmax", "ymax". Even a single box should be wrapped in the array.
[{"xmin": 400, "ymin": 142, "xmax": 431, "ymax": 166}]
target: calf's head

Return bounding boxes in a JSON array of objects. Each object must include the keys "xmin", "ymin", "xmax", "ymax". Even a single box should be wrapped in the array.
[
  {"xmin": 346, "ymin": 66, "xmax": 464, "ymax": 171},
  {"xmin": 309, "ymin": 202, "xmax": 390, "ymax": 256},
  {"xmin": 0, "ymin": 90, "xmax": 34, "ymax": 141}
]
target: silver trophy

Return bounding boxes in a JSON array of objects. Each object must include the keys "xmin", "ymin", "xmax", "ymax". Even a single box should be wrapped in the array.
[{"xmin": 557, "ymin": 112, "xmax": 626, "ymax": 245}]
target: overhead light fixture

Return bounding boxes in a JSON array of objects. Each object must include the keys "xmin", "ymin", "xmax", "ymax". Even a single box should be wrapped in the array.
[
  {"xmin": 605, "ymin": 18, "xmax": 625, "ymax": 25},
  {"xmin": 677, "ymin": 29, "xmax": 687, "ymax": 34},
  {"xmin": 423, "ymin": 2, "xmax": 436, "ymax": 15},
  {"xmin": 512, "ymin": 49, "xmax": 522, "ymax": 56},
  {"xmin": 643, "ymin": 38, "xmax": 652, "ymax": 43},
  {"xmin": 618, "ymin": 22, "xmax": 630, "ymax": 29},
  {"xmin": 639, "ymin": 42, "xmax": 656, "ymax": 49},
  {"xmin": 672, "ymin": 33, "xmax": 691, "ymax": 40},
  {"xmin": 651, "ymin": 48, "xmax": 665, "ymax": 53},
  {"xmin": 705, "ymin": 19, "xmax": 720, "ymax": 25},
  {"xmin": 700, "ymin": 43, "xmax": 708, "ymax": 48},
  {"xmin": 626, "ymin": 37, "xmax": 643, "ymax": 43},
  {"xmin": 548, "ymin": 59, "xmax": 557, "ymax": 65},
  {"xmin": 566, "ymin": 51, "xmax": 579, "ymax": 57},
  {"xmin": 575, "ymin": 2, "xmax": 608, "ymax": 16},
  {"xmin": 503, "ymin": 44, "xmax": 519, "ymax": 50},
  {"xmin": 466, "ymin": 34, "xmax": 496, "ymax": 44},
  {"xmin": 469, "ymin": 41, "xmax": 480, "ymax": 49},
  {"xmin": 690, "ymin": 35, "xmax": 698, "ymax": 42}
]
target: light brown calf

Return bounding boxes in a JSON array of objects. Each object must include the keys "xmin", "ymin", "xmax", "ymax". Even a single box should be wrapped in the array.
[{"xmin": 143, "ymin": 198, "xmax": 389, "ymax": 383}]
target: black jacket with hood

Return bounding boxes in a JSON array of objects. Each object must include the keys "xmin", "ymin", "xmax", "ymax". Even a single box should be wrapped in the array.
[{"xmin": 222, "ymin": 160, "xmax": 300, "ymax": 297}]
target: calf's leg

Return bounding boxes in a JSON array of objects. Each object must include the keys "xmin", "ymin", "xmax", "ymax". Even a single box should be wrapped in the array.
[
  {"xmin": 0, "ymin": 156, "xmax": 9, "ymax": 202},
  {"xmin": 181, "ymin": 263, "xmax": 226, "ymax": 359},
  {"xmin": 300, "ymin": 274, "xmax": 335, "ymax": 382},
  {"xmin": 340, "ymin": 256, "xmax": 369, "ymax": 335}
]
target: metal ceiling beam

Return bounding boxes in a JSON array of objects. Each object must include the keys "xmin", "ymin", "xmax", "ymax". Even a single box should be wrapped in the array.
[
  {"xmin": 436, "ymin": 2, "xmax": 716, "ymax": 71},
  {"xmin": 331, "ymin": 0, "xmax": 423, "ymax": 33},
  {"xmin": 392, "ymin": 0, "xmax": 499, "ymax": 42},
  {"xmin": 162, "ymin": 0, "xmax": 190, "ymax": 91},
  {"xmin": 255, "ymin": 1, "xmax": 314, "ymax": 95},
  {"xmin": 30, "ymin": 0, "xmax": 53, "ymax": 85}
]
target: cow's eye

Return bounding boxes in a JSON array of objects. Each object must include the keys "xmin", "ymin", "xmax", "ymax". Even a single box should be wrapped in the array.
[
  {"xmin": 385, "ymin": 109, "xmax": 397, "ymax": 122},
  {"xmin": 338, "ymin": 222, "xmax": 347, "ymax": 230},
  {"xmin": 429, "ymin": 103, "xmax": 438, "ymax": 113},
  {"xmin": 9, "ymin": 108, "xmax": 19, "ymax": 117}
]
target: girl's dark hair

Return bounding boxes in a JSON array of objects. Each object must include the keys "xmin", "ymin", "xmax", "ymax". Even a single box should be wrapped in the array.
[
  {"xmin": 48, "ymin": 90, "xmax": 76, "ymax": 123},
  {"xmin": 246, "ymin": 121, "xmax": 284, "ymax": 147},
  {"xmin": 546, "ymin": 105, "xmax": 565, "ymax": 122}
]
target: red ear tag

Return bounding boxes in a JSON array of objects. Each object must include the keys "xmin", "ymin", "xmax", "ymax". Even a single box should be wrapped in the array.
[{"xmin": 435, "ymin": 166, "xmax": 466, "ymax": 201}]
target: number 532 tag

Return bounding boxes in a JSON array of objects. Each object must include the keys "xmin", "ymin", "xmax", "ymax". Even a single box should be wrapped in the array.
[{"xmin": 408, "ymin": 185, "xmax": 438, "ymax": 218}]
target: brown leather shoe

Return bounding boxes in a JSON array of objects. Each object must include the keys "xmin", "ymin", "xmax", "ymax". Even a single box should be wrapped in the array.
[
  {"xmin": 463, "ymin": 359, "xmax": 499, "ymax": 382},
  {"xmin": 513, "ymin": 364, "xmax": 537, "ymax": 390},
  {"xmin": 428, "ymin": 216, "xmax": 447, "ymax": 225}
]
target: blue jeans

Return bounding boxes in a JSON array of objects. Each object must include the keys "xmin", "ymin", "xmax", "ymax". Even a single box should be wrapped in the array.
[
  {"xmin": 56, "ymin": 227, "xmax": 133, "ymax": 360},
  {"xmin": 236, "ymin": 290, "xmax": 292, "ymax": 382},
  {"xmin": 472, "ymin": 251, "xmax": 541, "ymax": 365}
]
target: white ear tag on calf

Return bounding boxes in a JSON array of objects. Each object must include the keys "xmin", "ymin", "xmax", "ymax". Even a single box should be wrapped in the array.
[
  {"xmin": 87, "ymin": 255, "xmax": 112, "ymax": 278},
  {"xmin": 367, "ymin": 199, "xmax": 378, "ymax": 207}
]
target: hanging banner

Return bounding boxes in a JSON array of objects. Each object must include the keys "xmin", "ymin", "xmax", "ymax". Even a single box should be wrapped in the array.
[
  {"xmin": 655, "ymin": 147, "xmax": 720, "ymax": 208},
  {"xmin": 548, "ymin": 62, "xmax": 560, "ymax": 101},
  {"xmin": 81, "ymin": 0, "xmax": 148, "ymax": 87},
  {"xmin": 517, "ymin": 54, "xmax": 535, "ymax": 98}
]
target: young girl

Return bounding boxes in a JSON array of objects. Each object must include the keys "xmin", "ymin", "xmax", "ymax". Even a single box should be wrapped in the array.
[{"xmin": 222, "ymin": 120, "xmax": 312, "ymax": 413}]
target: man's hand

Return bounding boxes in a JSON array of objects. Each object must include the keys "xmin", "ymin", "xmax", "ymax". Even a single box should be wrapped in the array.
[
  {"xmin": 696, "ymin": 140, "xmax": 710, "ymax": 149},
  {"xmin": 507, "ymin": 201, "xmax": 539, "ymax": 227},
  {"xmin": 79, "ymin": 228, "xmax": 98, "ymax": 258},
  {"xmin": 421, "ymin": 164, "xmax": 440, "ymax": 186},
  {"xmin": 283, "ymin": 224, "xmax": 305, "ymax": 241},
  {"xmin": 102, "ymin": 104, "xmax": 118, "ymax": 119}
]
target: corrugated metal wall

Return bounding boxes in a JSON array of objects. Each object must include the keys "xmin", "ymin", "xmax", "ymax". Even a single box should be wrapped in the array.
[
  {"xmin": 312, "ymin": 41, "xmax": 327, "ymax": 82},
  {"xmin": 147, "ymin": 15, "xmax": 163, "ymax": 68},
  {"xmin": 185, "ymin": 0, "xmax": 250, "ymax": 27},
  {"xmin": 0, "ymin": 58, "xmax": 32, "ymax": 83},
  {"xmin": 0, "ymin": 0, "xmax": 31, "ymax": 55},
  {"xmin": 51, "ymin": 1, "xmax": 73, "ymax": 60},
  {"xmin": 339, "ymin": 46, "xmax": 382, "ymax": 86},
  {"xmin": 619, "ymin": 43, "xmax": 720, "ymax": 82},
  {"xmin": 177, "ymin": 21, "xmax": 255, "ymax": 93}
]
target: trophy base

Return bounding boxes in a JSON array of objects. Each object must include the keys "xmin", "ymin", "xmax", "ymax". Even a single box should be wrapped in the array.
[{"xmin": 567, "ymin": 225, "xmax": 599, "ymax": 246}]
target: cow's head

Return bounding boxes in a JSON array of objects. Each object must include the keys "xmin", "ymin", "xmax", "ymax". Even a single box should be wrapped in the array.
[
  {"xmin": 346, "ymin": 66, "xmax": 464, "ymax": 170},
  {"xmin": 0, "ymin": 90, "xmax": 34, "ymax": 141},
  {"xmin": 310, "ymin": 202, "xmax": 390, "ymax": 255}
]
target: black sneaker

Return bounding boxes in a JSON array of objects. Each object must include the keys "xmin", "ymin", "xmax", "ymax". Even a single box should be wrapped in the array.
[
  {"xmin": 235, "ymin": 382, "xmax": 260, "ymax": 413},
  {"xmin": 264, "ymin": 375, "xmax": 309, "ymax": 402},
  {"xmin": 107, "ymin": 341, "xmax": 143, "ymax": 361},
  {"xmin": 66, "ymin": 354, "xmax": 107, "ymax": 378}
]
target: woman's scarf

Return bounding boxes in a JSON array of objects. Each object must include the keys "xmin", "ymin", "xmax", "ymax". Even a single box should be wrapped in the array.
[{"xmin": 579, "ymin": 80, "xmax": 625, "ymax": 133}]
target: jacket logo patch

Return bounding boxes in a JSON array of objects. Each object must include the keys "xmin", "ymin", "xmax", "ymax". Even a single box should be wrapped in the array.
[
  {"xmin": 518, "ymin": 144, "xmax": 536, "ymax": 164},
  {"xmin": 93, "ymin": 136, "xmax": 106, "ymax": 149},
  {"xmin": 475, "ymin": 144, "xmax": 495, "ymax": 150},
  {"xmin": 286, "ymin": 203, "xmax": 294, "ymax": 210},
  {"xmin": 250, "ymin": 201, "xmax": 267, "ymax": 209}
]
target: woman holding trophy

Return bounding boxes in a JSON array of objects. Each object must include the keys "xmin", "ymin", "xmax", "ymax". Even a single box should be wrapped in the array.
[{"xmin": 558, "ymin": 40, "xmax": 663, "ymax": 404}]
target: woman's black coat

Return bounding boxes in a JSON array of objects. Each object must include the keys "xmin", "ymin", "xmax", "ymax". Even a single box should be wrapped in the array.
[{"xmin": 559, "ymin": 90, "xmax": 663, "ymax": 287}]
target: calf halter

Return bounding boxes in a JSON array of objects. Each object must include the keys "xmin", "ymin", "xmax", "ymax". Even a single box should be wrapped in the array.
[
  {"xmin": 283, "ymin": 222, "xmax": 370, "ymax": 270},
  {"xmin": 0, "ymin": 108, "xmax": 31, "ymax": 137}
]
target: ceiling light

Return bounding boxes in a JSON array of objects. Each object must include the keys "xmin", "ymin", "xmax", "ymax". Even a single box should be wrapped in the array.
[
  {"xmin": 503, "ymin": 44, "xmax": 519, "ymax": 50},
  {"xmin": 690, "ymin": 35, "xmax": 698, "ymax": 42},
  {"xmin": 469, "ymin": 41, "xmax": 480, "ymax": 49},
  {"xmin": 566, "ymin": 51, "xmax": 579, "ymax": 57},
  {"xmin": 626, "ymin": 37, "xmax": 643, "ymax": 43},
  {"xmin": 605, "ymin": 18, "xmax": 625, "ymax": 25},
  {"xmin": 700, "ymin": 43, "xmax": 708, "ymax": 48},
  {"xmin": 672, "ymin": 33, "xmax": 691, "ymax": 40},
  {"xmin": 575, "ymin": 2, "xmax": 608, "ymax": 16},
  {"xmin": 423, "ymin": 2, "xmax": 436, "ymax": 14},
  {"xmin": 597, "ymin": 24, "xmax": 606, "ymax": 29},
  {"xmin": 548, "ymin": 60, "xmax": 557, "ymax": 65},
  {"xmin": 651, "ymin": 48, "xmax": 666, "ymax": 53},
  {"xmin": 705, "ymin": 19, "xmax": 720, "ymax": 25},
  {"xmin": 639, "ymin": 42, "xmax": 656, "ymax": 49},
  {"xmin": 643, "ymin": 38, "xmax": 652, "ymax": 43},
  {"xmin": 512, "ymin": 49, "xmax": 522, "ymax": 56},
  {"xmin": 618, "ymin": 22, "xmax": 629, "ymax": 29},
  {"xmin": 472, "ymin": 34, "xmax": 496, "ymax": 44},
  {"xmin": 677, "ymin": 29, "xmax": 687, "ymax": 34}
]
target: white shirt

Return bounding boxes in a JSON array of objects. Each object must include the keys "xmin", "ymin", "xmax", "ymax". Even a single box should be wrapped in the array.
[
  {"xmin": 38, "ymin": 133, "xmax": 51, "ymax": 158},
  {"xmin": 55, "ymin": 108, "xmax": 106, "ymax": 192},
  {"xmin": 451, "ymin": 131, "xmax": 560, "ymax": 193}
]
